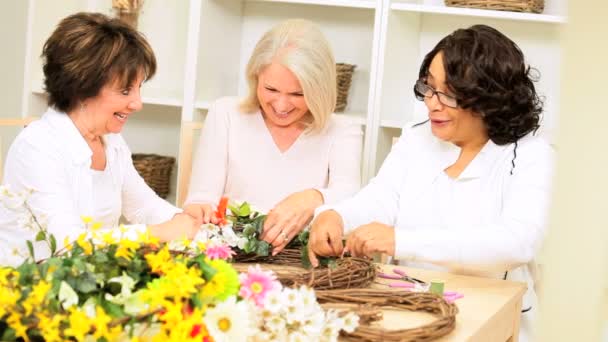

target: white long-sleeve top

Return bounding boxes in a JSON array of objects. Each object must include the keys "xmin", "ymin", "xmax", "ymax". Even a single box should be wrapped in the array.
[
  {"xmin": 185, "ymin": 97, "xmax": 363, "ymax": 212},
  {"xmin": 324, "ymin": 121, "xmax": 554, "ymax": 307},
  {"xmin": 0, "ymin": 108, "xmax": 180, "ymax": 266}
]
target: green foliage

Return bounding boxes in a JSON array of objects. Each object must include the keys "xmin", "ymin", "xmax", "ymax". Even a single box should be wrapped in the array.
[{"xmin": 228, "ymin": 203, "xmax": 337, "ymax": 268}]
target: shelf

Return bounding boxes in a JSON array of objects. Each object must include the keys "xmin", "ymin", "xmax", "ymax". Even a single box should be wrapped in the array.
[
  {"xmin": 246, "ymin": 0, "xmax": 377, "ymax": 9},
  {"xmin": 380, "ymin": 119, "xmax": 405, "ymax": 129},
  {"xmin": 194, "ymin": 101, "xmax": 212, "ymax": 110},
  {"xmin": 140, "ymin": 96, "xmax": 182, "ymax": 107},
  {"xmin": 30, "ymin": 81, "xmax": 182, "ymax": 108},
  {"xmin": 391, "ymin": 3, "xmax": 566, "ymax": 24}
]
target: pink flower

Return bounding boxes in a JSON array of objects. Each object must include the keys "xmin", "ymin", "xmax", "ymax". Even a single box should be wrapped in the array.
[
  {"xmin": 205, "ymin": 244, "xmax": 236, "ymax": 260},
  {"xmin": 239, "ymin": 265, "xmax": 281, "ymax": 307}
]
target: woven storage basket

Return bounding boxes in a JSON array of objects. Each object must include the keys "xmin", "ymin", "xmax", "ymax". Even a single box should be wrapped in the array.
[
  {"xmin": 444, "ymin": 0, "xmax": 544, "ymax": 13},
  {"xmin": 336, "ymin": 63, "xmax": 356, "ymax": 112},
  {"xmin": 132, "ymin": 154, "xmax": 175, "ymax": 199}
]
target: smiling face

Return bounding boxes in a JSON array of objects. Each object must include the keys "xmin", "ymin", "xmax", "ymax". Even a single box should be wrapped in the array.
[
  {"xmin": 77, "ymin": 72, "xmax": 145, "ymax": 136},
  {"xmin": 256, "ymin": 62, "xmax": 309, "ymax": 129},
  {"xmin": 425, "ymin": 52, "xmax": 488, "ymax": 148}
]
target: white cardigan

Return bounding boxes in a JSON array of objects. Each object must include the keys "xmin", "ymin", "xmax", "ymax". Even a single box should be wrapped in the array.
[
  {"xmin": 324, "ymin": 121, "xmax": 554, "ymax": 307},
  {"xmin": 185, "ymin": 97, "xmax": 363, "ymax": 212},
  {"xmin": 0, "ymin": 108, "xmax": 179, "ymax": 266}
]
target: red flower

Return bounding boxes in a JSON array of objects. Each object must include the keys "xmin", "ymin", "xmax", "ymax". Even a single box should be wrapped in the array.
[{"xmin": 214, "ymin": 197, "xmax": 229, "ymax": 226}]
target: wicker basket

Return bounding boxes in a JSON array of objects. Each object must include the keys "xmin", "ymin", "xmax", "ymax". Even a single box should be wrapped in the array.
[
  {"xmin": 336, "ymin": 63, "xmax": 356, "ymax": 112},
  {"xmin": 132, "ymin": 154, "xmax": 175, "ymax": 199},
  {"xmin": 444, "ymin": 0, "xmax": 544, "ymax": 13}
]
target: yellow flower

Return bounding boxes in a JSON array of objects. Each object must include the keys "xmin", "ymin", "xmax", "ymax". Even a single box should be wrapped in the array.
[
  {"xmin": 76, "ymin": 234, "xmax": 93, "ymax": 255},
  {"xmin": 63, "ymin": 236, "xmax": 73, "ymax": 252},
  {"xmin": 81, "ymin": 215, "xmax": 93, "ymax": 224},
  {"xmin": 159, "ymin": 300, "xmax": 183, "ymax": 328},
  {"xmin": 119, "ymin": 224, "xmax": 129, "ymax": 234},
  {"xmin": 23, "ymin": 280, "xmax": 51, "ymax": 315},
  {"xmin": 100, "ymin": 231, "xmax": 117, "ymax": 245},
  {"xmin": 92, "ymin": 306, "xmax": 122, "ymax": 340},
  {"xmin": 163, "ymin": 263, "xmax": 205, "ymax": 299},
  {"xmin": 201, "ymin": 259, "xmax": 239, "ymax": 301},
  {"xmin": 91, "ymin": 221, "xmax": 103, "ymax": 231},
  {"xmin": 0, "ymin": 288, "xmax": 19, "ymax": 318},
  {"xmin": 145, "ymin": 246, "xmax": 172, "ymax": 274},
  {"xmin": 37, "ymin": 312, "xmax": 64, "ymax": 342},
  {"xmin": 7, "ymin": 312, "xmax": 28, "ymax": 341},
  {"xmin": 0, "ymin": 267, "xmax": 18, "ymax": 287},
  {"xmin": 115, "ymin": 238, "xmax": 140, "ymax": 260},
  {"xmin": 64, "ymin": 307, "xmax": 91, "ymax": 341},
  {"xmin": 138, "ymin": 229, "xmax": 160, "ymax": 248}
]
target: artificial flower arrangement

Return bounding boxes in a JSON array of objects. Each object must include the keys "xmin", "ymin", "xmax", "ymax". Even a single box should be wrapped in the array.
[
  {"xmin": 0, "ymin": 187, "xmax": 358, "ymax": 341},
  {"xmin": 196, "ymin": 198, "xmax": 337, "ymax": 269}
]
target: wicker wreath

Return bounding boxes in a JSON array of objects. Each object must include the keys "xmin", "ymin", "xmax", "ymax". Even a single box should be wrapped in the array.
[
  {"xmin": 316, "ymin": 288, "xmax": 458, "ymax": 341},
  {"xmin": 233, "ymin": 248, "xmax": 377, "ymax": 290}
]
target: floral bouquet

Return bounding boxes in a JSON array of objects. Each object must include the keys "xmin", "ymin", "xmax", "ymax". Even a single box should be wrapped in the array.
[{"xmin": 0, "ymin": 188, "xmax": 359, "ymax": 341}]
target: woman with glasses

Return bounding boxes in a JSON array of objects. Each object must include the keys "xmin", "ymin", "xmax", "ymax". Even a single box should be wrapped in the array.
[{"xmin": 307, "ymin": 25, "xmax": 553, "ymax": 340}]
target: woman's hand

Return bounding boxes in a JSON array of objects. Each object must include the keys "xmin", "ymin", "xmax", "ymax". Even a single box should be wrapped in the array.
[
  {"xmin": 183, "ymin": 203, "xmax": 217, "ymax": 226},
  {"xmin": 261, "ymin": 189, "xmax": 324, "ymax": 255},
  {"xmin": 149, "ymin": 213, "xmax": 199, "ymax": 242},
  {"xmin": 307, "ymin": 210, "xmax": 345, "ymax": 267},
  {"xmin": 345, "ymin": 222, "xmax": 395, "ymax": 258}
]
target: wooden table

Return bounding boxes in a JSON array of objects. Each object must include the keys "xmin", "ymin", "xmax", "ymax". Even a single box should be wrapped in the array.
[{"xmin": 374, "ymin": 264, "xmax": 527, "ymax": 342}]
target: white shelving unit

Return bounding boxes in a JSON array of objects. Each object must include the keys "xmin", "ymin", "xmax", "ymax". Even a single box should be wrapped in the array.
[{"xmin": 4, "ymin": 0, "xmax": 566, "ymax": 204}]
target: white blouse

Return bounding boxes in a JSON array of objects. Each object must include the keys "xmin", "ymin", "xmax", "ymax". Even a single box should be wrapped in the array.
[
  {"xmin": 0, "ymin": 108, "xmax": 180, "ymax": 266},
  {"xmin": 185, "ymin": 97, "xmax": 363, "ymax": 213},
  {"xmin": 322, "ymin": 121, "xmax": 554, "ymax": 308}
]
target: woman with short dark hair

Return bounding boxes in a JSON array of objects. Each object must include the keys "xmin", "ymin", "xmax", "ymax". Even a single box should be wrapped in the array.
[
  {"xmin": 0, "ymin": 12, "xmax": 198, "ymax": 266},
  {"xmin": 309, "ymin": 25, "xmax": 554, "ymax": 340}
]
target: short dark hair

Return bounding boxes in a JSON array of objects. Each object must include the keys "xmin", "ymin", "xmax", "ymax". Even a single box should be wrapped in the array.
[
  {"xmin": 417, "ymin": 24, "xmax": 542, "ymax": 145},
  {"xmin": 42, "ymin": 12, "xmax": 156, "ymax": 113}
]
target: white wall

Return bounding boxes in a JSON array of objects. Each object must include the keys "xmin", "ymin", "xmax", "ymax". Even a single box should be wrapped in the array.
[
  {"xmin": 0, "ymin": 1, "xmax": 28, "ymax": 118},
  {"xmin": 536, "ymin": 1, "xmax": 608, "ymax": 341}
]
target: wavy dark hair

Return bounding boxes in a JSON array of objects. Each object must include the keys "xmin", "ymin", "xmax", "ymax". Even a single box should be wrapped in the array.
[{"xmin": 416, "ymin": 24, "xmax": 542, "ymax": 145}]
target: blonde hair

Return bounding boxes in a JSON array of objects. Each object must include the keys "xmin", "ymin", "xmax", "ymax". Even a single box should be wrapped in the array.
[{"xmin": 240, "ymin": 19, "xmax": 336, "ymax": 133}]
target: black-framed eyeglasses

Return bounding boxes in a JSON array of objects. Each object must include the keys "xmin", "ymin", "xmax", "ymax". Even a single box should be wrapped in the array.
[{"xmin": 414, "ymin": 79, "xmax": 458, "ymax": 108}]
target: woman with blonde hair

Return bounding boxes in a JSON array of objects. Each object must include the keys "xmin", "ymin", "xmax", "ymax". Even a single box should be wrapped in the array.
[{"xmin": 185, "ymin": 19, "xmax": 362, "ymax": 254}]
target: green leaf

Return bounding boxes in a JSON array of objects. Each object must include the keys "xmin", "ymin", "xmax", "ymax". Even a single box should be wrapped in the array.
[
  {"xmin": 243, "ymin": 239, "xmax": 257, "ymax": 254},
  {"xmin": 256, "ymin": 241, "xmax": 270, "ymax": 256},
  {"xmin": 242, "ymin": 225, "xmax": 256, "ymax": 238},
  {"xmin": 0, "ymin": 326, "xmax": 16, "ymax": 341},
  {"xmin": 191, "ymin": 295, "xmax": 203, "ymax": 309},
  {"xmin": 301, "ymin": 248, "xmax": 312, "ymax": 269},
  {"xmin": 59, "ymin": 281, "xmax": 79, "ymax": 309},
  {"xmin": 75, "ymin": 272, "xmax": 98, "ymax": 293},
  {"xmin": 101, "ymin": 299, "xmax": 126, "ymax": 318},
  {"xmin": 228, "ymin": 204, "xmax": 241, "ymax": 217},
  {"xmin": 26, "ymin": 240, "xmax": 35, "ymax": 260},
  {"xmin": 50, "ymin": 234, "xmax": 57, "ymax": 255},
  {"xmin": 35, "ymin": 230, "xmax": 46, "ymax": 241},
  {"xmin": 252, "ymin": 215, "xmax": 266, "ymax": 234},
  {"xmin": 239, "ymin": 202, "xmax": 251, "ymax": 216},
  {"xmin": 199, "ymin": 262, "xmax": 217, "ymax": 281}
]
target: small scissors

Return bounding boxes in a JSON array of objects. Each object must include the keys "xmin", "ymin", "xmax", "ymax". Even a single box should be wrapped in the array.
[{"xmin": 378, "ymin": 268, "xmax": 427, "ymax": 287}]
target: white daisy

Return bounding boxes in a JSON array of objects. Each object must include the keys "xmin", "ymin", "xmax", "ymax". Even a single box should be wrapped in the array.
[
  {"xmin": 342, "ymin": 312, "xmax": 360, "ymax": 333},
  {"xmin": 264, "ymin": 290, "xmax": 284, "ymax": 314},
  {"xmin": 204, "ymin": 296, "xmax": 254, "ymax": 342}
]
